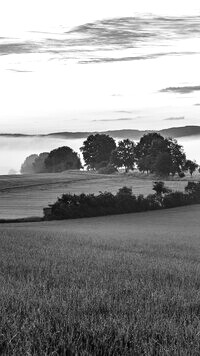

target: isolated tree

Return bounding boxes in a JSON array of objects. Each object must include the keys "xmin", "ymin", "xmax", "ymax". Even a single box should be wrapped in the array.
[
  {"xmin": 80, "ymin": 134, "xmax": 116, "ymax": 169},
  {"xmin": 20, "ymin": 154, "xmax": 38, "ymax": 174},
  {"xmin": 110, "ymin": 139, "xmax": 136, "ymax": 172},
  {"xmin": 184, "ymin": 159, "xmax": 198, "ymax": 176},
  {"xmin": 45, "ymin": 146, "xmax": 82, "ymax": 173},
  {"xmin": 33, "ymin": 152, "xmax": 49, "ymax": 173}
]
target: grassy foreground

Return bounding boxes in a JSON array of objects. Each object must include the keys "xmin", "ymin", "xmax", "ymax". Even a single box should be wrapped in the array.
[{"xmin": 1, "ymin": 206, "xmax": 200, "ymax": 355}]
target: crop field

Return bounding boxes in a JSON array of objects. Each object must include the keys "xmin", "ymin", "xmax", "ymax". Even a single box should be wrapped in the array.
[
  {"xmin": 0, "ymin": 171, "xmax": 188, "ymax": 219},
  {"xmin": 0, "ymin": 205, "xmax": 200, "ymax": 354}
]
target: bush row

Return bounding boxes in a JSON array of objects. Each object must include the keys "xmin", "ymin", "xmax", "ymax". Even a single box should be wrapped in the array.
[{"xmin": 44, "ymin": 181, "xmax": 200, "ymax": 220}]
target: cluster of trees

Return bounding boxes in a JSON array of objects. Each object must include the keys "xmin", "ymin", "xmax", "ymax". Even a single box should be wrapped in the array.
[
  {"xmin": 20, "ymin": 146, "xmax": 82, "ymax": 174},
  {"xmin": 44, "ymin": 181, "xmax": 200, "ymax": 220},
  {"xmin": 21, "ymin": 132, "xmax": 198, "ymax": 177},
  {"xmin": 81, "ymin": 133, "xmax": 198, "ymax": 177}
]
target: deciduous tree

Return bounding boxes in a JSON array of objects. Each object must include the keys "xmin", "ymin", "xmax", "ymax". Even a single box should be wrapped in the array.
[
  {"xmin": 110, "ymin": 139, "xmax": 136, "ymax": 172},
  {"xmin": 80, "ymin": 134, "xmax": 116, "ymax": 169}
]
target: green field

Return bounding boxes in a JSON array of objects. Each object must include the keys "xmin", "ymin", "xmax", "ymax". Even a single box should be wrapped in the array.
[
  {"xmin": 0, "ymin": 171, "xmax": 188, "ymax": 219},
  {"xmin": 1, "ymin": 205, "xmax": 200, "ymax": 354}
]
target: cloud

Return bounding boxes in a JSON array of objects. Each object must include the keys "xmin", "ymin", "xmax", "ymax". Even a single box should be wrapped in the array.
[
  {"xmin": 0, "ymin": 41, "xmax": 38, "ymax": 55},
  {"xmin": 69, "ymin": 16, "xmax": 200, "ymax": 45},
  {"xmin": 164, "ymin": 116, "xmax": 185, "ymax": 121},
  {"xmin": 7, "ymin": 69, "xmax": 33, "ymax": 73},
  {"xmin": 1, "ymin": 15, "xmax": 200, "ymax": 65},
  {"xmin": 116, "ymin": 110, "xmax": 135, "ymax": 113},
  {"xmin": 92, "ymin": 118, "xmax": 136, "ymax": 122},
  {"xmin": 78, "ymin": 51, "xmax": 197, "ymax": 64},
  {"xmin": 160, "ymin": 86, "xmax": 200, "ymax": 94}
]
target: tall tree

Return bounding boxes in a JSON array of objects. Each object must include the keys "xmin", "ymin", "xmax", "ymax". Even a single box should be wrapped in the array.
[
  {"xmin": 136, "ymin": 133, "xmax": 186, "ymax": 176},
  {"xmin": 135, "ymin": 133, "xmax": 167, "ymax": 160},
  {"xmin": 45, "ymin": 146, "xmax": 82, "ymax": 173},
  {"xmin": 80, "ymin": 134, "xmax": 116, "ymax": 169},
  {"xmin": 166, "ymin": 138, "xmax": 186, "ymax": 175},
  {"xmin": 153, "ymin": 152, "xmax": 173, "ymax": 176},
  {"xmin": 110, "ymin": 139, "xmax": 136, "ymax": 172}
]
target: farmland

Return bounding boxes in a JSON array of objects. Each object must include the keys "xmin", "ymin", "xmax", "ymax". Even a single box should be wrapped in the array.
[
  {"xmin": 0, "ymin": 205, "xmax": 200, "ymax": 354},
  {"xmin": 0, "ymin": 171, "xmax": 189, "ymax": 219}
]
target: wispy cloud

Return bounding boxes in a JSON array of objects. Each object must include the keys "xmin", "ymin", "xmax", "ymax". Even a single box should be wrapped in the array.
[
  {"xmin": 7, "ymin": 69, "xmax": 33, "ymax": 73},
  {"xmin": 0, "ymin": 41, "xmax": 38, "ymax": 56},
  {"xmin": 116, "ymin": 110, "xmax": 135, "ymax": 114},
  {"xmin": 1, "ymin": 15, "xmax": 200, "ymax": 66},
  {"xmin": 164, "ymin": 116, "xmax": 185, "ymax": 121},
  {"xmin": 160, "ymin": 86, "xmax": 200, "ymax": 94},
  {"xmin": 93, "ymin": 118, "xmax": 136, "ymax": 122}
]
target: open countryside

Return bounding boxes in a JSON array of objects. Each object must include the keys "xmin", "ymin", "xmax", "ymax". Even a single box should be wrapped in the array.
[
  {"xmin": 0, "ymin": 170, "xmax": 191, "ymax": 219},
  {"xmin": 1, "ymin": 205, "xmax": 200, "ymax": 354},
  {"xmin": 1, "ymin": 2, "xmax": 200, "ymax": 353}
]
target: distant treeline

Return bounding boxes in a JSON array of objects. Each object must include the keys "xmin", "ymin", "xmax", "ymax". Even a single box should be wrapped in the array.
[
  {"xmin": 44, "ymin": 181, "xmax": 200, "ymax": 220},
  {"xmin": 21, "ymin": 132, "xmax": 199, "ymax": 176},
  {"xmin": 21, "ymin": 147, "xmax": 82, "ymax": 174}
]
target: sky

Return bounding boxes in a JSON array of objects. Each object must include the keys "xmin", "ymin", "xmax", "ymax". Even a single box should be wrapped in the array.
[{"xmin": 0, "ymin": 0, "xmax": 200, "ymax": 133}]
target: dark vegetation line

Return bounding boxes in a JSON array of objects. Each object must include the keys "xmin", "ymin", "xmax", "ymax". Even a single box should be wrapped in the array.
[
  {"xmin": 1, "ymin": 181, "xmax": 200, "ymax": 223},
  {"xmin": 44, "ymin": 181, "xmax": 200, "ymax": 221}
]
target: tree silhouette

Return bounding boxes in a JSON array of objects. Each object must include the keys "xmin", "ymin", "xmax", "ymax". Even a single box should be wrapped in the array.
[
  {"xmin": 111, "ymin": 139, "xmax": 136, "ymax": 172},
  {"xmin": 80, "ymin": 134, "xmax": 116, "ymax": 169},
  {"xmin": 45, "ymin": 146, "xmax": 82, "ymax": 173}
]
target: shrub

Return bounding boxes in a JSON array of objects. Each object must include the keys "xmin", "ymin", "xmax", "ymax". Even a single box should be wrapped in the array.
[
  {"xmin": 162, "ymin": 191, "xmax": 190, "ymax": 209},
  {"xmin": 178, "ymin": 172, "xmax": 185, "ymax": 178},
  {"xmin": 153, "ymin": 181, "xmax": 171, "ymax": 195},
  {"xmin": 146, "ymin": 194, "xmax": 162, "ymax": 210},
  {"xmin": 185, "ymin": 181, "xmax": 200, "ymax": 202}
]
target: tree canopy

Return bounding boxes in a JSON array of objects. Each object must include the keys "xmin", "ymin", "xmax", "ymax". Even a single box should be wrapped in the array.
[
  {"xmin": 111, "ymin": 139, "xmax": 136, "ymax": 172},
  {"xmin": 33, "ymin": 152, "xmax": 49, "ymax": 173},
  {"xmin": 80, "ymin": 134, "xmax": 116, "ymax": 169},
  {"xmin": 20, "ymin": 154, "xmax": 38, "ymax": 174},
  {"xmin": 45, "ymin": 146, "xmax": 82, "ymax": 173},
  {"xmin": 136, "ymin": 133, "xmax": 186, "ymax": 176}
]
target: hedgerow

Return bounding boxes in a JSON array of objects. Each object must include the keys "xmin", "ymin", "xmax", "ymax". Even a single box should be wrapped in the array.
[{"xmin": 44, "ymin": 181, "xmax": 200, "ymax": 220}]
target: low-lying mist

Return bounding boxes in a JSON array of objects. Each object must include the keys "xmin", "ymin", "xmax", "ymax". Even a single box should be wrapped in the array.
[{"xmin": 0, "ymin": 136, "xmax": 83, "ymax": 175}]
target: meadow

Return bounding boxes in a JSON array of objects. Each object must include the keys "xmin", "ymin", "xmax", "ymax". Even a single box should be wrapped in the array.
[
  {"xmin": 1, "ymin": 205, "xmax": 200, "ymax": 354},
  {"xmin": 0, "ymin": 171, "xmax": 190, "ymax": 219}
]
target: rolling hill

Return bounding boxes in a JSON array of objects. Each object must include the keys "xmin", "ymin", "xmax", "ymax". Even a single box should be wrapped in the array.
[{"xmin": 1, "ymin": 125, "xmax": 200, "ymax": 140}]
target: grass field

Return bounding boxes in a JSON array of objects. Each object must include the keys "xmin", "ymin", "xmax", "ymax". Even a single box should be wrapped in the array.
[
  {"xmin": 1, "ymin": 205, "xmax": 200, "ymax": 354},
  {"xmin": 0, "ymin": 171, "xmax": 189, "ymax": 219}
]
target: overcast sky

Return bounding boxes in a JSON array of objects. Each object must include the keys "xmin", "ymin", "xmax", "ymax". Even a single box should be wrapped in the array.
[{"xmin": 0, "ymin": 0, "xmax": 200, "ymax": 133}]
